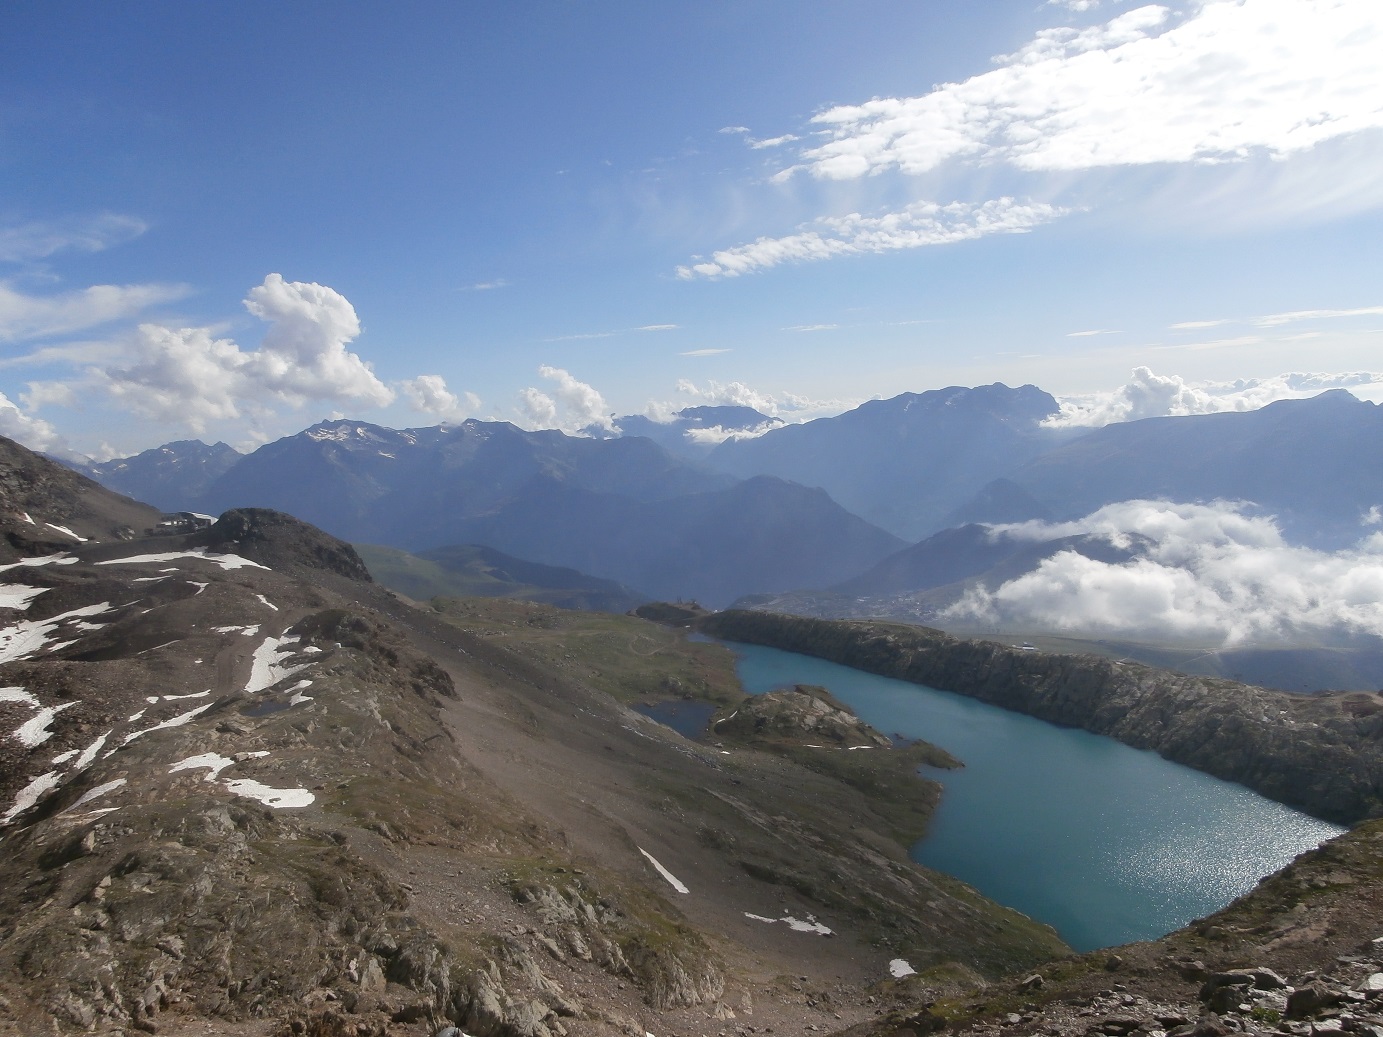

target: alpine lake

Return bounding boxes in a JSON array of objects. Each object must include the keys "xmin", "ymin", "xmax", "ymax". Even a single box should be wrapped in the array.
[{"xmin": 721, "ymin": 641, "xmax": 1345, "ymax": 953}]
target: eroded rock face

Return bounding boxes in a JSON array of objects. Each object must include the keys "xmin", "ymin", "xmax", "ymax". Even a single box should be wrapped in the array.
[{"xmin": 698, "ymin": 611, "xmax": 1383, "ymax": 824}]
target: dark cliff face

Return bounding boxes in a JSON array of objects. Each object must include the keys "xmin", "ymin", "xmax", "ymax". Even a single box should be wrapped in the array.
[{"xmin": 696, "ymin": 611, "xmax": 1383, "ymax": 826}]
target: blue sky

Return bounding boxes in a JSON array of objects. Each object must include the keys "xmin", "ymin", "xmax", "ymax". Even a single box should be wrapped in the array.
[{"xmin": 2, "ymin": 0, "xmax": 1381, "ymax": 457}]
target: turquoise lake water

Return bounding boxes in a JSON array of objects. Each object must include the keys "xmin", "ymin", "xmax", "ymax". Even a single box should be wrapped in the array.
[{"xmin": 728, "ymin": 641, "xmax": 1345, "ymax": 952}]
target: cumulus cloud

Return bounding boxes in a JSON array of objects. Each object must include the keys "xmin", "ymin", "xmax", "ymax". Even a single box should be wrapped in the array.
[
  {"xmin": 516, "ymin": 366, "xmax": 615, "ymax": 434},
  {"xmin": 1047, "ymin": 367, "xmax": 1383, "ymax": 428},
  {"xmin": 778, "ymin": 0, "xmax": 1383, "ymax": 181},
  {"xmin": 399, "ymin": 374, "xmax": 479, "ymax": 420},
  {"xmin": 0, "ymin": 281, "xmax": 191, "ymax": 342},
  {"xmin": 0, "ymin": 391, "xmax": 64, "ymax": 453},
  {"xmin": 101, "ymin": 274, "xmax": 394, "ymax": 433},
  {"xmin": 943, "ymin": 500, "xmax": 1383, "ymax": 645},
  {"xmin": 0, "ymin": 213, "xmax": 148, "ymax": 263},
  {"xmin": 677, "ymin": 197, "xmax": 1066, "ymax": 279}
]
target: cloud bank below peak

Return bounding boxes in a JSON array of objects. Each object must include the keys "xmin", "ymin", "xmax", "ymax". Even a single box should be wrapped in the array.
[
  {"xmin": 1049, "ymin": 367, "xmax": 1383, "ymax": 427},
  {"xmin": 943, "ymin": 500, "xmax": 1383, "ymax": 646}
]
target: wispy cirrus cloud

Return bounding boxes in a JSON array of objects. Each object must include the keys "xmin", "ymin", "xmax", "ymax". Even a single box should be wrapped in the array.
[
  {"xmin": 680, "ymin": 348, "xmax": 731, "ymax": 357},
  {"xmin": 0, "ymin": 281, "xmax": 192, "ymax": 342},
  {"xmin": 677, "ymin": 197, "xmax": 1067, "ymax": 279},
  {"xmin": 776, "ymin": 1, "xmax": 1383, "ymax": 182},
  {"xmin": 0, "ymin": 213, "xmax": 149, "ymax": 263},
  {"xmin": 1253, "ymin": 306, "xmax": 1383, "ymax": 328}
]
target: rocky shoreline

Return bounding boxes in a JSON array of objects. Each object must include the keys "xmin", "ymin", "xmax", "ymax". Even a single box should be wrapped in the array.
[{"xmin": 688, "ymin": 610, "xmax": 1383, "ymax": 826}]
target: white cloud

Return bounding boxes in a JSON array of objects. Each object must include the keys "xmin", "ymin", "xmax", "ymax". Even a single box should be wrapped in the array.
[
  {"xmin": 1252, "ymin": 306, "xmax": 1383, "ymax": 328},
  {"xmin": 0, "ymin": 213, "xmax": 148, "ymax": 263},
  {"xmin": 0, "ymin": 281, "xmax": 191, "ymax": 342},
  {"xmin": 399, "ymin": 374, "xmax": 479, "ymax": 420},
  {"xmin": 748, "ymin": 134, "xmax": 799, "ymax": 150},
  {"xmin": 242, "ymin": 273, "xmax": 393, "ymax": 406},
  {"xmin": 677, "ymin": 197, "xmax": 1066, "ymax": 279},
  {"xmin": 1046, "ymin": 0, "xmax": 1102, "ymax": 10},
  {"xmin": 1170, "ymin": 319, "xmax": 1231, "ymax": 330},
  {"xmin": 680, "ymin": 348, "xmax": 732, "ymax": 357},
  {"xmin": 673, "ymin": 378, "xmax": 855, "ymax": 421},
  {"xmin": 1047, "ymin": 366, "xmax": 1383, "ymax": 427},
  {"xmin": 683, "ymin": 423, "xmax": 780, "ymax": 445},
  {"xmin": 101, "ymin": 274, "xmax": 394, "ymax": 433},
  {"xmin": 516, "ymin": 387, "xmax": 558, "ymax": 429},
  {"xmin": 784, "ymin": 324, "xmax": 839, "ymax": 333},
  {"xmin": 780, "ymin": 0, "xmax": 1383, "ymax": 180},
  {"xmin": 517, "ymin": 366, "xmax": 615, "ymax": 434},
  {"xmin": 1067, "ymin": 329, "xmax": 1120, "ymax": 338},
  {"xmin": 943, "ymin": 500, "xmax": 1383, "ymax": 645},
  {"xmin": 0, "ymin": 391, "xmax": 64, "ymax": 453},
  {"xmin": 460, "ymin": 278, "xmax": 510, "ymax": 292},
  {"xmin": 636, "ymin": 324, "xmax": 679, "ymax": 332}
]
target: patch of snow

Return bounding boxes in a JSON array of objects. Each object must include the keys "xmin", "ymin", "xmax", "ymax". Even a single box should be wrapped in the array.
[
  {"xmin": 0, "ymin": 584, "xmax": 48, "ymax": 610},
  {"xmin": 14, "ymin": 700, "xmax": 79, "ymax": 746},
  {"xmin": 170, "ymin": 752, "xmax": 237, "ymax": 782},
  {"xmin": 638, "ymin": 847, "xmax": 689, "ymax": 894},
  {"xmin": 51, "ymin": 748, "xmax": 78, "ymax": 764},
  {"xmin": 889, "ymin": 958, "xmax": 917, "ymax": 978},
  {"xmin": 783, "ymin": 915, "xmax": 833, "ymax": 934},
  {"xmin": 213, "ymin": 624, "xmax": 258, "ymax": 635},
  {"xmin": 1, "ymin": 770, "xmax": 60, "ymax": 824},
  {"xmin": 73, "ymin": 730, "xmax": 111, "ymax": 769},
  {"xmin": 0, "ymin": 554, "xmax": 76, "ymax": 572},
  {"xmin": 223, "ymin": 779, "xmax": 314, "ymax": 809},
  {"xmin": 301, "ymin": 645, "xmax": 322, "ymax": 654},
  {"xmin": 0, "ymin": 687, "xmax": 38, "ymax": 706},
  {"xmin": 0, "ymin": 602, "xmax": 115, "ymax": 664},
  {"xmin": 255, "ymin": 594, "xmax": 279, "ymax": 611},
  {"xmin": 160, "ymin": 691, "xmax": 211, "ymax": 702},
  {"xmin": 120, "ymin": 702, "xmax": 214, "ymax": 746},
  {"xmin": 96, "ymin": 548, "xmax": 268, "ymax": 571},
  {"xmin": 137, "ymin": 640, "xmax": 180, "ymax": 655},
  {"xmin": 188, "ymin": 581, "xmax": 209, "ymax": 594},
  {"xmin": 743, "ymin": 912, "xmax": 834, "ymax": 936},
  {"xmin": 70, "ymin": 779, "xmax": 127, "ymax": 810},
  {"xmin": 19, "ymin": 512, "xmax": 33, "ymax": 525},
  {"xmin": 245, "ymin": 634, "xmax": 311, "ymax": 694},
  {"xmin": 133, "ymin": 576, "xmax": 170, "ymax": 583},
  {"xmin": 127, "ymin": 711, "xmax": 145, "ymax": 722},
  {"xmin": 846, "ymin": 745, "xmax": 876, "ymax": 750},
  {"xmin": 45, "ymin": 523, "xmax": 87, "ymax": 542}
]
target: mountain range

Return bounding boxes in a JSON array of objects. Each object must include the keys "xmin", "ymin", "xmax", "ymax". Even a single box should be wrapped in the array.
[
  {"xmin": 5, "ymin": 429, "xmax": 1383, "ymax": 1035},
  {"xmin": 63, "ymin": 384, "xmax": 1383, "ymax": 682}
]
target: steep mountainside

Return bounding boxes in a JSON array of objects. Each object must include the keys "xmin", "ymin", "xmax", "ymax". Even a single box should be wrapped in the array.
[
  {"xmin": 964, "ymin": 390, "xmax": 1383, "ymax": 546},
  {"xmin": 356, "ymin": 542, "xmax": 650, "ymax": 613},
  {"xmin": 440, "ymin": 475, "xmax": 905, "ymax": 607},
  {"xmin": 0, "ymin": 435, "xmax": 1069, "ymax": 1036},
  {"xmin": 709, "ymin": 384, "xmax": 1073, "ymax": 540},
  {"xmin": 169, "ymin": 420, "xmax": 904, "ymax": 608},
  {"xmin": 72, "ymin": 440, "xmax": 242, "ymax": 512}
]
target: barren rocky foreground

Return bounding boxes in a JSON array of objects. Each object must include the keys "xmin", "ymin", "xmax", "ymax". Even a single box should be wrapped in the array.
[{"xmin": 1, "ymin": 434, "xmax": 1381, "ymax": 1037}]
